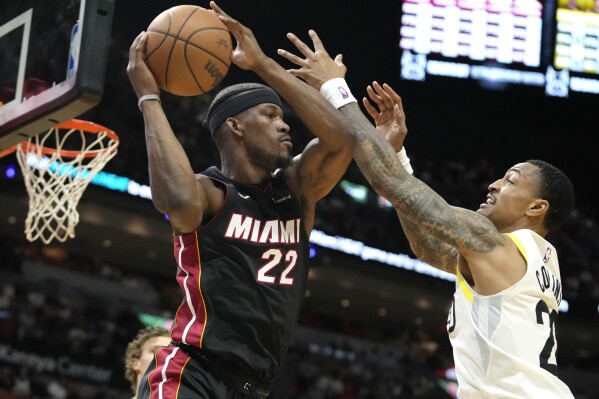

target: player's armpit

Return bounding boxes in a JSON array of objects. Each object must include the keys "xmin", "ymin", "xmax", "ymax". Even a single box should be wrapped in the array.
[{"xmin": 458, "ymin": 233, "xmax": 527, "ymax": 295}]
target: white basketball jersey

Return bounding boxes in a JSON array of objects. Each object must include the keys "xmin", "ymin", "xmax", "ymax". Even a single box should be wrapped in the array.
[{"xmin": 447, "ymin": 229, "xmax": 574, "ymax": 399}]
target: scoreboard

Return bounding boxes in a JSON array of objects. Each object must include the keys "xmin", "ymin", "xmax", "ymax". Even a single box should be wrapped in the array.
[
  {"xmin": 555, "ymin": 8, "xmax": 599, "ymax": 73},
  {"xmin": 399, "ymin": 0, "xmax": 599, "ymax": 96}
]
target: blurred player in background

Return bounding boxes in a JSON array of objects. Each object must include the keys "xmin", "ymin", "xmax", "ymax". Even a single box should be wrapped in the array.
[
  {"xmin": 126, "ymin": 2, "xmax": 355, "ymax": 398},
  {"xmin": 124, "ymin": 326, "xmax": 171, "ymax": 399},
  {"xmin": 279, "ymin": 31, "xmax": 575, "ymax": 399}
]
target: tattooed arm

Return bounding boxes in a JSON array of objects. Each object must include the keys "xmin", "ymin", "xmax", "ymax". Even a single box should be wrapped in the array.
[
  {"xmin": 340, "ymin": 101, "xmax": 506, "ymax": 259},
  {"xmin": 343, "ymin": 98, "xmax": 531, "ymax": 295},
  {"xmin": 362, "ymin": 83, "xmax": 459, "ymax": 274},
  {"xmin": 278, "ymin": 30, "xmax": 519, "ymax": 290}
]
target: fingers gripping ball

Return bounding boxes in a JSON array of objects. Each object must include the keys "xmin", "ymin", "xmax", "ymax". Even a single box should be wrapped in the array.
[{"xmin": 145, "ymin": 5, "xmax": 232, "ymax": 96}]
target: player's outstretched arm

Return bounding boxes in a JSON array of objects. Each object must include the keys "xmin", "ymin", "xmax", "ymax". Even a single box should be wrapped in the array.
[
  {"xmin": 279, "ymin": 33, "xmax": 505, "ymax": 261},
  {"xmin": 127, "ymin": 32, "xmax": 205, "ymax": 234},
  {"xmin": 350, "ymin": 103, "xmax": 505, "ymax": 258},
  {"xmin": 353, "ymin": 102, "xmax": 526, "ymax": 292},
  {"xmin": 279, "ymin": 35, "xmax": 461, "ymax": 273},
  {"xmin": 364, "ymin": 83, "xmax": 459, "ymax": 274},
  {"xmin": 210, "ymin": 3, "xmax": 356, "ymax": 233}
]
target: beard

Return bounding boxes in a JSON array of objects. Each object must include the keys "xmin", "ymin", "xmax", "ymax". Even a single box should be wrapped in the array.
[
  {"xmin": 251, "ymin": 143, "xmax": 293, "ymax": 171},
  {"xmin": 274, "ymin": 153, "xmax": 293, "ymax": 169}
]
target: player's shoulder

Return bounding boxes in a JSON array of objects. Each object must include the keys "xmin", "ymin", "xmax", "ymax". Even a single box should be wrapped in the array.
[
  {"xmin": 505, "ymin": 229, "xmax": 551, "ymax": 247},
  {"xmin": 195, "ymin": 172, "xmax": 213, "ymax": 182},
  {"xmin": 195, "ymin": 173, "xmax": 218, "ymax": 189},
  {"xmin": 196, "ymin": 168, "xmax": 231, "ymax": 190}
]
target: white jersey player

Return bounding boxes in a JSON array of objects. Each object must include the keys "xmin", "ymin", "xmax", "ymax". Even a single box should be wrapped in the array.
[
  {"xmin": 449, "ymin": 229, "xmax": 574, "ymax": 398},
  {"xmin": 275, "ymin": 39, "xmax": 576, "ymax": 399}
]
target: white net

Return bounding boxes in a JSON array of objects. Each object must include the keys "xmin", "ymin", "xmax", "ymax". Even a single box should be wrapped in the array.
[{"xmin": 15, "ymin": 120, "xmax": 119, "ymax": 244}]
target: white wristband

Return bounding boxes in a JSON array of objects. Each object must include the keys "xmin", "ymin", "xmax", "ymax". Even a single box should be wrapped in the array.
[
  {"xmin": 320, "ymin": 78, "xmax": 357, "ymax": 109},
  {"xmin": 138, "ymin": 94, "xmax": 161, "ymax": 111},
  {"xmin": 397, "ymin": 146, "xmax": 414, "ymax": 175}
]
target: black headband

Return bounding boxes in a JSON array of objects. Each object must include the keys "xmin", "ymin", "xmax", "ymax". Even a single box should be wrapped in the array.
[{"xmin": 207, "ymin": 87, "xmax": 283, "ymax": 135}]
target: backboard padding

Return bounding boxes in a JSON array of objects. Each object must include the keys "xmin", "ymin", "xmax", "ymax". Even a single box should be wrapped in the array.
[{"xmin": 0, "ymin": 0, "xmax": 114, "ymax": 152}]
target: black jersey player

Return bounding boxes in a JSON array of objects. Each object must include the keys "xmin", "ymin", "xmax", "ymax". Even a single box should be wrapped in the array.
[{"xmin": 126, "ymin": 2, "xmax": 355, "ymax": 398}]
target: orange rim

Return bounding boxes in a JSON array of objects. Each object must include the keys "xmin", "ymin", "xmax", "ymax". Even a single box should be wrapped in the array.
[
  {"xmin": 0, "ymin": 145, "xmax": 18, "ymax": 158},
  {"xmin": 1, "ymin": 119, "xmax": 119, "ymax": 159}
]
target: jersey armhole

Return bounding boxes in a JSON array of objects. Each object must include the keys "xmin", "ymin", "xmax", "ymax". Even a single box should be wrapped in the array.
[
  {"xmin": 456, "ymin": 268, "xmax": 474, "ymax": 303},
  {"xmin": 199, "ymin": 177, "xmax": 229, "ymax": 230},
  {"xmin": 505, "ymin": 232, "xmax": 528, "ymax": 262}
]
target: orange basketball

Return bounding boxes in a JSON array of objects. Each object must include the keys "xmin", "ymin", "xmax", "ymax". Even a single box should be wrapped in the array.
[{"xmin": 145, "ymin": 5, "xmax": 232, "ymax": 96}]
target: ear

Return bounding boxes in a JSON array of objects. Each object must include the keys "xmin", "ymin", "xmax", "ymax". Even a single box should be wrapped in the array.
[
  {"xmin": 527, "ymin": 199, "xmax": 549, "ymax": 218},
  {"xmin": 225, "ymin": 117, "xmax": 244, "ymax": 138},
  {"xmin": 131, "ymin": 358, "xmax": 141, "ymax": 374}
]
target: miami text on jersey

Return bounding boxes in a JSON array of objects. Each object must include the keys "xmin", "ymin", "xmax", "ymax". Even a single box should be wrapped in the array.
[{"xmin": 224, "ymin": 213, "xmax": 301, "ymax": 244}]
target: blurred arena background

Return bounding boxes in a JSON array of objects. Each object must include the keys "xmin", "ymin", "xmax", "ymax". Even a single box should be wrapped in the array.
[{"xmin": 0, "ymin": 0, "xmax": 597, "ymax": 398}]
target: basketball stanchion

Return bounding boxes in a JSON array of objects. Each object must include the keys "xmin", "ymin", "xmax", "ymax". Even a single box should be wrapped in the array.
[{"xmin": 0, "ymin": 119, "xmax": 119, "ymax": 244}]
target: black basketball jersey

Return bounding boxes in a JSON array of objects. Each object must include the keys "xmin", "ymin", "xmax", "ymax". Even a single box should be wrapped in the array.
[{"xmin": 170, "ymin": 166, "xmax": 310, "ymax": 383}]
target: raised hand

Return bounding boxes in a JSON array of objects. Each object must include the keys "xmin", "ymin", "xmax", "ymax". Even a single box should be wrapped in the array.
[
  {"xmin": 362, "ymin": 82, "xmax": 407, "ymax": 152},
  {"xmin": 277, "ymin": 30, "xmax": 346, "ymax": 89},
  {"xmin": 210, "ymin": 1, "xmax": 268, "ymax": 71},
  {"xmin": 126, "ymin": 32, "xmax": 160, "ymax": 98}
]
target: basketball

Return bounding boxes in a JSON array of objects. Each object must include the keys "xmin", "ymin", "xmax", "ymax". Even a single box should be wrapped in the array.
[{"xmin": 145, "ymin": 5, "xmax": 232, "ymax": 96}]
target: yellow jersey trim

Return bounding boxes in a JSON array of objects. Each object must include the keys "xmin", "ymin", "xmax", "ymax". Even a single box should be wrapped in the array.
[
  {"xmin": 506, "ymin": 232, "xmax": 528, "ymax": 262},
  {"xmin": 457, "ymin": 269, "xmax": 474, "ymax": 303}
]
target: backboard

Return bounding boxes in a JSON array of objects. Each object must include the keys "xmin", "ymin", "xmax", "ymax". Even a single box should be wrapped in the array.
[{"xmin": 0, "ymin": 0, "xmax": 114, "ymax": 152}]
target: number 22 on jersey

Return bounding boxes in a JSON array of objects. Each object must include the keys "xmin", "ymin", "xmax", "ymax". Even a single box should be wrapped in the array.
[{"xmin": 257, "ymin": 249, "xmax": 298, "ymax": 285}]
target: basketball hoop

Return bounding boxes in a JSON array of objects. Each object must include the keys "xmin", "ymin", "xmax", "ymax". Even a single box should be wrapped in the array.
[{"xmin": 4, "ymin": 119, "xmax": 119, "ymax": 244}]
